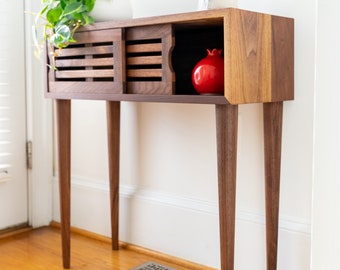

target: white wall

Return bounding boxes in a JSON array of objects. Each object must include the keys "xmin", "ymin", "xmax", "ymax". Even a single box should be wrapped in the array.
[
  {"xmin": 311, "ymin": 0, "xmax": 340, "ymax": 269},
  {"xmin": 52, "ymin": 0, "xmax": 315, "ymax": 268}
]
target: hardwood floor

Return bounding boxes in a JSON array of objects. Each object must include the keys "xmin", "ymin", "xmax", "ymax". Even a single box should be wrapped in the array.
[{"xmin": 0, "ymin": 226, "xmax": 212, "ymax": 270}]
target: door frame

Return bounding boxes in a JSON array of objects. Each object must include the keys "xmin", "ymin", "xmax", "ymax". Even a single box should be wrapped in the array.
[{"xmin": 24, "ymin": 0, "xmax": 54, "ymax": 228}]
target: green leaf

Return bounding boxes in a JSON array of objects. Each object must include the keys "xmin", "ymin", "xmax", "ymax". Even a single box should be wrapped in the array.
[
  {"xmin": 46, "ymin": 6, "xmax": 63, "ymax": 24},
  {"xmin": 68, "ymin": 37, "xmax": 77, "ymax": 43},
  {"xmin": 73, "ymin": 12, "xmax": 84, "ymax": 22},
  {"xmin": 84, "ymin": 0, "xmax": 96, "ymax": 12},
  {"xmin": 54, "ymin": 16, "xmax": 71, "ymax": 30},
  {"xmin": 62, "ymin": 2, "xmax": 85, "ymax": 17},
  {"xmin": 83, "ymin": 14, "xmax": 94, "ymax": 25},
  {"xmin": 32, "ymin": 0, "xmax": 97, "ymax": 63},
  {"xmin": 60, "ymin": 0, "xmax": 67, "ymax": 9}
]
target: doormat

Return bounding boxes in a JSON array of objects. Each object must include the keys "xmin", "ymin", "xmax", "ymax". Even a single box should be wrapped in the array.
[{"xmin": 130, "ymin": 261, "xmax": 177, "ymax": 270}]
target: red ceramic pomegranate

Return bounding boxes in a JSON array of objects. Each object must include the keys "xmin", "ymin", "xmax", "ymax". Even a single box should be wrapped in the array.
[{"xmin": 192, "ymin": 49, "xmax": 224, "ymax": 95}]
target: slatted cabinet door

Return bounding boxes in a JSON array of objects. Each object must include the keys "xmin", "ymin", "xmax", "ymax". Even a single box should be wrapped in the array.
[
  {"xmin": 125, "ymin": 24, "xmax": 175, "ymax": 95},
  {"xmin": 46, "ymin": 28, "xmax": 125, "ymax": 100}
]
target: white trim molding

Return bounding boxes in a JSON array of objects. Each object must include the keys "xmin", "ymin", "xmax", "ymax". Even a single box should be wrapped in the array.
[
  {"xmin": 25, "ymin": 0, "xmax": 54, "ymax": 228},
  {"xmin": 52, "ymin": 175, "xmax": 311, "ymax": 268},
  {"xmin": 56, "ymin": 175, "xmax": 311, "ymax": 235}
]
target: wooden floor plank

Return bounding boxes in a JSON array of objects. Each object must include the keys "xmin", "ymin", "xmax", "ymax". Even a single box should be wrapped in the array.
[{"xmin": 0, "ymin": 227, "xmax": 213, "ymax": 270}]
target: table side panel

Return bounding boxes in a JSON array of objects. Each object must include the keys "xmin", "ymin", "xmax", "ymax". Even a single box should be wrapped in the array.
[{"xmin": 224, "ymin": 9, "xmax": 294, "ymax": 104}]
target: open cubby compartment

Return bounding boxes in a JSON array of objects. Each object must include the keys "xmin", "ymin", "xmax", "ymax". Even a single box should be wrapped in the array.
[
  {"xmin": 46, "ymin": 28, "xmax": 125, "ymax": 98},
  {"xmin": 172, "ymin": 18, "xmax": 224, "ymax": 96},
  {"xmin": 124, "ymin": 19, "xmax": 224, "ymax": 96},
  {"xmin": 125, "ymin": 24, "xmax": 175, "ymax": 95}
]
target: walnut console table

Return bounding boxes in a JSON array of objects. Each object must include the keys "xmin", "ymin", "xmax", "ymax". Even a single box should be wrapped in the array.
[{"xmin": 45, "ymin": 8, "xmax": 294, "ymax": 270}]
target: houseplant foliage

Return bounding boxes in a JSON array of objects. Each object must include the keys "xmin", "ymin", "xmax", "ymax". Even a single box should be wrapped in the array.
[{"xmin": 33, "ymin": 0, "xmax": 96, "ymax": 58}]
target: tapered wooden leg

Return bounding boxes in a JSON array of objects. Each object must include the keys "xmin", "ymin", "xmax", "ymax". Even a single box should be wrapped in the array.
[
  {"xmin": 55, "ymin": 99, "xmax": 71, "ymax": 269},
  {"xmin": 263, "ymin": 102, "xmax": 283, "ymax": 270},
  {"xmin": 106, "ymin": 101, "xmax": 121, "ymax": 250},
  {"xmin": 216, "ymin": 104, "xmax": 238, "ymax": 270}
]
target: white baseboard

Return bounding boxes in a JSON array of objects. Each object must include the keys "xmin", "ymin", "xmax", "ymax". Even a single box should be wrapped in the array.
[{"xmin": 52, "ymin": 175, "xmax": 311, "ymax": 269}]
